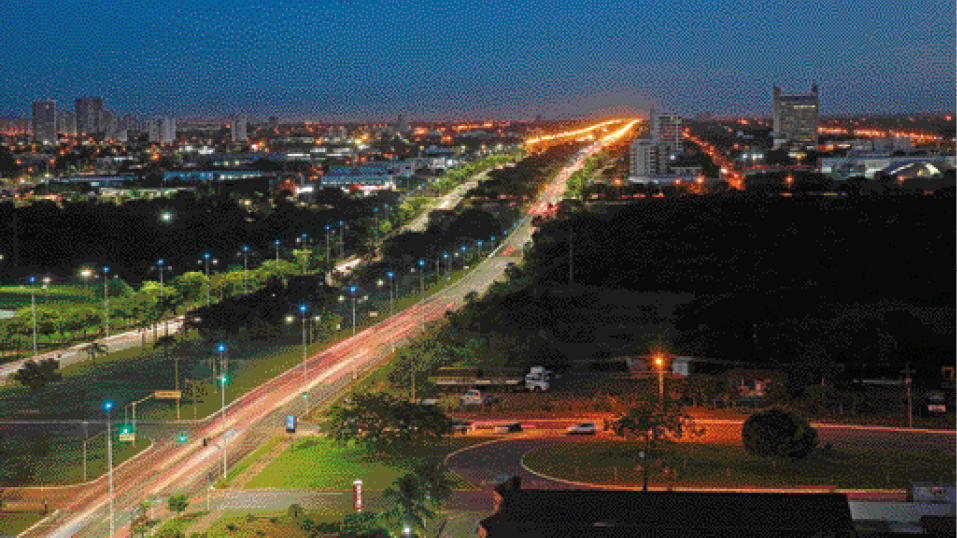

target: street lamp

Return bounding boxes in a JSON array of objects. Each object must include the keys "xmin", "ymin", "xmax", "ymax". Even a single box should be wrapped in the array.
[
  {"xmin": 273, "ymin": 239, "xmax": 281, "ymax": 265},
  {"xmin": 102, "ymin": 267, "xmax": 111, "ymax": 338},
  {"xmin": 156, "ymin": 259, "xmax": 171, "ymax": 337},
  {"xmin": 654, "ymin": 355, "xmax": 665, "ymax": 402},
  {"xmin": 81, "ymin": 420, "xmax": 89, "ymax": 482},
  {"xmin": 200, "ymin": 253, "xmax": 213, "ymax": 306},
  {"xmin": 240, "ymin": 245, "xmax": 249, "ymax": 295},
  {"xmin": 299, "ymin": 304, "xmax": 309, "ymax": 414},
  {"xmin": 324, "ymin": 225, "xmax": 332, "ymax": 264},
  {"xmin": 417, "ymin": 259, "xmax": 425, "ymax": 301},
  {"xmin": 104, "ymin": 400, "xmax": 115, "ymax": 536},
  {"xmin": 218, "ymin": 373, "xmax": 228, "ymax": 478},
  {"xmin": 339, "ymin": 220, "xmax": 345, "ymax": 258},
  {"xmin": 28, "ymin": 276, "xmax": 39, "ymax": 356}
]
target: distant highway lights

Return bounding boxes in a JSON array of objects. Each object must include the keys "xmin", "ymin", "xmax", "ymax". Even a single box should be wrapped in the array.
[{"xmin": 104, "ymin": 400, "xmax": 116, "ymax": 537}]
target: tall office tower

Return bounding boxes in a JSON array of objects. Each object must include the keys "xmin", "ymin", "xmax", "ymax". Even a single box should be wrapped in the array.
[
  {"xmin": 268, "ymin": 116, "xmax": 279, "ymax": 129},
  {"xmin": 650, "ymin": 108, "xmax": 683, "ymax": 159},
  {"xmin": 231, "ymin": 114, "xmax": 248, "ymax": 141},
  {"xmin": 772, "ymin": 85, "xmax": 820, "ymax": 148},
  {"xmin": 120, "ymin": 114, "xmax": 145, "ymax": 132},
  {"xmin": 32, "ymin": 100, "xmax": 58, "ymax": 143},
  {"xmin": 58, "ymin": 110, "xmax": 77, "ymax": 135},
  {"xmin": 628, "ymin": 137, "xmax": 659, "ymax": 180},
  {"xmin": 149, "ymin": 117, "xmax": 176, "ymax": 144},
  {"xmin": 101, "ymin": 111, "xmax": 117, "ymax": 139},
  {"xmin": 75, "ymin": 97, "xmax": 104, "ymax": 135},
  {"xmin": 396, "ymin": 113, "xmax": 409, "ymax": 133}
]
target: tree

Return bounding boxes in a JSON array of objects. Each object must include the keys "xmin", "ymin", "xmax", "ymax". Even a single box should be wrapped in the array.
[
  {"xmin": 170, "ymin": 272, "xmax": 207, "ymax": 306},
  {"xmin": 13, "ymin": 358, "xmax": 62, "ymax": 391},
  {"xmin": 130, "ymin": 500, "xmax": 157, "ymax": 537},
  {"xmin": 411, "ymin": 461, "xmax": 454, "ymax": 509},
  {"xmin": 167, "ymin": 493, "xmax": 190, "ymax": 518},
  {"xmin": 383, "ymin": 473, "xmax": 434, "ymax": 536},
  {"xmin": 323, "ymin": 392, "xmax": 453, "ymax": 452},
  {"xmin": 741, "ymin": 407, "xmax": 818, "ymax": 464},
  {"xmin": 341, "ymin": 511, "xmax": 390, "ymax": 538}
]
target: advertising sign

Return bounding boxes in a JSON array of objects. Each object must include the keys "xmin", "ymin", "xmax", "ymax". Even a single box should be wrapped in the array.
[
  {"xmin": 353, "ymin": 479, "xmax": 363, "ymax": 512},
  {"xmin": 285, "ymin": 416, "xmax": 297, "ymax": 434},
  {"xmin": 154, "ymin": 390, "xmax": 182, "ymax": 399}
]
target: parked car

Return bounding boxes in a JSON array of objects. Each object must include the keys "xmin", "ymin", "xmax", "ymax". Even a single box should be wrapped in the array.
[
  {"xmin": 566, "ymin": 422, "xmax": 598, "ymax": 435},
  {"xmin": 493, "ymin": 422, "xmax": 523, "ymax": 434},
  {"xmin": 451, "ymin": 419, "xmax": 472, "ymax": 434}
]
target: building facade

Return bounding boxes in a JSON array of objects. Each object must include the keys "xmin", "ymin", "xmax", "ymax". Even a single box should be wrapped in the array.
[
  {"xmin": 650, "ymin": 108, "xmax": 683, "ymax": 158},
  {"xmin": 101, "ymin": 111, "xmax": 117, "ymax": 139},
  {"xmin": 149, "ymin": 117, "xmax": 177, "ymax": 144},
  {"xmin": 58, "ymin": 110, "xmax": 77, "ymax": 136},
  {"xmin": 629, "ymin": 137, "xmax": 658, "ymax": 179},
  {"xmin": 32, "ymin": 100, "xmax": 58, "ymax": 143},
  {"xmin": 75, "ymin": 96, "xmax": 104, "ymax": 135},
  {"xmin": 231, "ymin": 115, "xmax": 248, "ymax": 141},
  {"xmin": 773, "ymin": 85, "xmax": 820, "ymax": 148}
]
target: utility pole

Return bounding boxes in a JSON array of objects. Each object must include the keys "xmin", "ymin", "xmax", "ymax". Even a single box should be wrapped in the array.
[
  {"xmin": 903, "ymin": 363, "xmax": 914, "ymax": 428},
  {"xmin": 103, "ymin": 267, "xmax": 111, "ymax": 338}
]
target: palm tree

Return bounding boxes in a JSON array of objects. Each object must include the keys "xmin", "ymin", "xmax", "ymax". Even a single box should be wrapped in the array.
[{"xmin": 383, "ymin": 474, "xmax": 434, "ymax": 537}]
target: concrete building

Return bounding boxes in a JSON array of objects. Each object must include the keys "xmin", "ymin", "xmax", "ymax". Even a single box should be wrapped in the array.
[
  {"xmin": 101, "ymin": 111, "xmax": 117, "ymax": 139},
  {"xmin": 75, "ymin": 97, "xmax": 104, "ymax": 135},
  {"xmin": 32, "ymin": 100, "xmax": 58, "ymax": 143},
  {"xmin": 231, "ymin": 115, "xmax": 248, "ymax": 141},
  {"xmin": 58, "ymin": 110, "xmax": 77, "ymax": 136},
  {"xmin": 268, "ymin": 116, "xmax": 279, "ymax": 129},
  {"xmin": 629, "ymin": 137, "xmax": 658, "ymax": 179},
  {"xmin": 149, "ymin": 117, "xmax": 176, "ymax": 144},
  {"xmin": 396, "ymin": 113, "xmax": 409, "ymax": 133},
  {"xmin": 650, "ymin": 108, "xmax": 683, "ymax": 158},
  {"xmin": 820, "ymin": 153, "xmax": 956, "ymax": 179},
  {"xmin": 773, "ymin": 85, "xmax": 820, "ymax": 148}
]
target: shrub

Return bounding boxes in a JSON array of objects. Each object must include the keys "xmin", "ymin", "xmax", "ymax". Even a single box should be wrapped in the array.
[
  {"xmin": 287, "ymin": 503, "xmax": 304, "ymax": 519},
  {"xmin": 742, "ymin": 407, "xmax": 818, "ymax": 461}
]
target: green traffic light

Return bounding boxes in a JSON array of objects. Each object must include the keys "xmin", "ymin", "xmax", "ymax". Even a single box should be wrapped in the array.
[{"xmin": 177, "ymin": 432, "xmax": 188, "ymax": 443}]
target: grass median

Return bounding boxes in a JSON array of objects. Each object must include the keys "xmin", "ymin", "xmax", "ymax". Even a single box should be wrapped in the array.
[
  {"xmin": 522, "ymin": 439, "xmax": 956, "ymax": 490},
  {"xmin": 245, "ymin": 436, "xmax": 485, "ymax": 491},
  {"xmin": 0, "ymin": 430, "xmax": 150, "ymax": 486}
]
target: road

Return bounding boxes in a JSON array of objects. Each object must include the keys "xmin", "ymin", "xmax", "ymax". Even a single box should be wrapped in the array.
[
  {"xmin": 403, "ymin": 170, "xmax": 491, "ymax": 233},
  {"xmin": 445, "ymin": 423, "xmax": 955, "ymax": 499},
  {"xmin": 26, "ymin": 122, "xmax": 635, "ymax": 537},
  {"xmin": 0, "ymin": 318, "xmax": 184, "ymax": 386}
]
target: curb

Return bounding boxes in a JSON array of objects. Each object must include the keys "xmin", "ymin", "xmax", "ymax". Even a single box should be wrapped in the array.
[
  {"xmin": 16, "ymin": 509, "xmax": 59, "ymax": 538},
  {"xmin": 517, "ymin": 443, "xmax": 909, "ymax": 497}
]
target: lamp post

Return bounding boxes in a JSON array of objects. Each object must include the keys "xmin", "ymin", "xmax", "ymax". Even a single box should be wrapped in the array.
[
  {"xmin": 219, "ymin": 373, "xmax": 228, "ymax": 478},
  {"xmin": 339, "ymin": 220, "xmax": 345, "ymax": 259},
  {"xmin": 339, "ymin": 286, "xmax": 361, "ymax": 380},
  {"xmin": 28, "ymin": 276, "xmax": 38, "ymax": 356},
  {"xmin": 100, "ymin": 267, "xmax": 111, "ymax": 338},
  {"xmin": 81, "ymin": 420, "xmax": 89, "ymax": 482},
  {"xmin": 201, "ymin": 253, "xmax": 212, "ymax": 306},
  {"xmin": 216, "ymin": 342, "xmax": 227, "ymax": 380},
  {"xmin": 157, "ymin": 259, "xmax": 170, "ymax": 337},
  {"xmin": 654, "ymin": 355, "xmax": 665, "ymax": 402},
  {"xmin": 325, "ymin": 225, "xmax": 332, "ymax": 264},
  {"xmin": 241, "ymin": 245, "xmax": 249, "ymax": 295},
  {"xmin": 104, "ymin": 400, "xmax": 115, "ymax": 536},
  {"xmin": 373, "ymin": 207, "xmax": 379, "ymax": 246},
  {"xmin": 299, "ymin": 304, "xmax": 308, "ymax": 414},
  {"xmin": 273, "ymin": 239, "xmax": 280, "ymax": 265}
]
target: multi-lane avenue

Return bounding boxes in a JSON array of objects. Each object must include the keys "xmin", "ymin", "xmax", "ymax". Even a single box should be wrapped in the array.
[{"xmin": 23, "ymin": 120, "xmax": 637, "ymax": 537}]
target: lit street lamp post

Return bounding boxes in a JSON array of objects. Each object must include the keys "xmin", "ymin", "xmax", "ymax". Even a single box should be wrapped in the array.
[
  {"xmin": 28, "ymin": 275, "xmax": 38, "ymax": 356},
  {"xmin": 241, "ymin": 245, "xmax": 249, "ymax": 295},
  {"xmin": 81, "ymin": 420, "xmax": 89, "ymax": 482},
  {"xmin": 102, "ymin": 267, "xmax": 111, "ymax": 338},
  {"xmin": 299, "ymin": 304, "xmax": 308, "ymax": 414},
  {"xmin": 273, "ymin": 239, "xmax": 280, "ymax": 265},
  {"xmin": 104, "ymin": 400, "xmax": 115, "ymax": 536},
  {"xmin": 655, "ymin": 355, "xmax": 665, "ymax": 402},
  {"xmin": 219, "ymin": 373, "xmax": 228, "ymax": 478},
  {"xmin": 201, "ymin": 253, "xmax": 212, "ymax": 306},
  {"xmin": 339, "ymin": 221, "xmax": 345, "ymax": 258}
]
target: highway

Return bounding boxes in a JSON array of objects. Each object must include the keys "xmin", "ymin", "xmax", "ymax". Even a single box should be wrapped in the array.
[{"xmin": 27, "ymin": 121, "xmax": 637, "ymax": 537}]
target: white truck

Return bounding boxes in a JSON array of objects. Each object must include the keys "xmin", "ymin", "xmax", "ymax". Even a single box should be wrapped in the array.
[{"xmin": 524, "ymin": 366, "xmax": 552, "ymax": 392}]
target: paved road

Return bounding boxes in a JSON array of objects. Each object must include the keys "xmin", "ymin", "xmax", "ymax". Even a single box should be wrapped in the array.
[
  {"xmin": 26, "ymin": 124, "xmax": 632, "ymax": 537},
  {"xmin": 0, "ymin": 318, "xmax": 184, "ymax": 386},
  {"xmin": 403, "ymin": 170, "xmax": 491, "ymax": 233}
]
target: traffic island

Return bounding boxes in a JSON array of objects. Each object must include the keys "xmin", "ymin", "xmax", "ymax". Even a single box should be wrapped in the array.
[{"xmin": 519, "ymin": 439, "xmax": 954, "ymax": 496}]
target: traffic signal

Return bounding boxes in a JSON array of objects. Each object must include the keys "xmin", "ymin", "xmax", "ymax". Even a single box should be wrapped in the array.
[
  {"xmin": 120, "ymin": 425, "xmax": 132, "ymax": 435},
  {"xmin": 177, "ymin": 431, "xmax": 188, "ymax": 443}
]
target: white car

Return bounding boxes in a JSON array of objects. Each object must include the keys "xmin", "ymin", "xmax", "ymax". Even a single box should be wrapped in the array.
[{"xmin": 566, "ymin": 422, "xmax": 598, "ymax": 435}]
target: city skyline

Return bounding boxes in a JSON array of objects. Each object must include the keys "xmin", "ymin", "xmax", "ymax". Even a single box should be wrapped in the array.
[{"xmin": 2, "ymin": 0, "xmax": 954, "ymax": 120}]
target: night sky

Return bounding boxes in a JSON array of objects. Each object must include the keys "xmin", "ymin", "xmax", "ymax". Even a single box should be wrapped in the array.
[{"xmin": 2, "ymin": 0, "xmax": 954, "ymax": 120}]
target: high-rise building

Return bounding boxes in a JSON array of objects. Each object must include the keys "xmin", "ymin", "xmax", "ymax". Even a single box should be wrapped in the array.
[
  {"xmin": 268, "ymin": 116, "xmax": 279, "ymax": 129},
  {"xmin": 58, "ymin": 110, "xmax": 77, "ymax": 136},
  {"xmin": 32, "ymin": 100, "xmax": 58, "ymax": 143},
  {"xmin": 101, "ymin": 111, "xmax": 117, "ymax": 139},
  {"xmin": 628, "ymin": 137, "xmax": 658, "ymax": 180},
  {"xmin": 772, "ymin": 85, "xmax": 820, "ymax": 148},
  {"xmin": 231, "ymin": 114, "xmax": 248, "ymax": 141},
  {"xmin": 76, "ymin": 97, "xmax": 104, "ymax": 135},
  {"xmin": 396, "ymin": 113, "xmax": 409, "ymax": 133},
  {"xmin": 650, "ymin": 108, "xmax": 683, "ymax": 159},
  {"xmin": 149, "ymin": 117, "xmax": 176, "ymax": 144}
]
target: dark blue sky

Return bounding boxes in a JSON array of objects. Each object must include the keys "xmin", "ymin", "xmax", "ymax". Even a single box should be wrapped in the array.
[{"xmin": 3, "ymin": 0, "xmax": 954, "ymax": 120}]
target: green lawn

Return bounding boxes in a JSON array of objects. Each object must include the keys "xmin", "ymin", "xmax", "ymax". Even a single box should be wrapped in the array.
[
  {"xmin": 0, "ymin": 511, "xmax": 45, "ymax": 536},
  {"xmin": 523, "ymin": 440, "xmax": 957, "ymax": 490},
  {"xmin": 246, "ymin": 436, "xmax": 484, "ymax": 490},
  {"xmin": 1, "ymin": 430, "xmax": 151, "ymax": 486},
  {"xmin": 154, "ymin": 511, "xmax": 208, "ymax": 537},
  {"xmin": 205, "ymin": 512, "xmax": 343, "ymax": 538}
]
